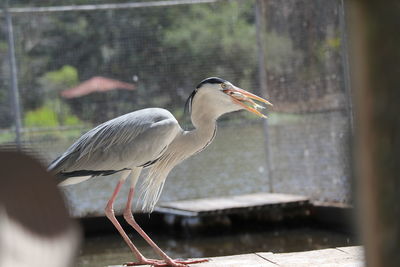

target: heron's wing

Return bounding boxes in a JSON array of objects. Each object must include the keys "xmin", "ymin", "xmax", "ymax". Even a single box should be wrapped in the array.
[{"xmin": 48, "ymin": 108, "xmax": 181, "ymax": 176}]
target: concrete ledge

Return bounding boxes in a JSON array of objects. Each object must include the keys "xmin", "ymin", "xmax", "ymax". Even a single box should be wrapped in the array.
[{"xmin": 108, "ymin": 246, "xmax": 363, "ymax": 267}]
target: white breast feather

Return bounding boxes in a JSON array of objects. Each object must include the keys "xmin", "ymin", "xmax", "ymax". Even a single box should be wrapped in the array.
[{"xmin": 139, "ymin": 150, "xmax": 186, "ymax": 213}]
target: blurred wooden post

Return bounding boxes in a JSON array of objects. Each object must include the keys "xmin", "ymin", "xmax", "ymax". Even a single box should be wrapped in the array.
[{"xmin": 348, "ymin": 1, "xmax": 400, "ymax": 267}]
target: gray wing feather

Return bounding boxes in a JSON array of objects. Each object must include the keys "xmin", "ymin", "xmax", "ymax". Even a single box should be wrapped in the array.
[{"xmin": 48, "ymin": 108, "xmax": 181, "ymax": 174}]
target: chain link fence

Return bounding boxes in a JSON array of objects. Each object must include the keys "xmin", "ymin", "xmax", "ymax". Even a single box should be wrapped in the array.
[{"xmin": 0, "ymin": 0, "xmax": 352, "ymax": 216}]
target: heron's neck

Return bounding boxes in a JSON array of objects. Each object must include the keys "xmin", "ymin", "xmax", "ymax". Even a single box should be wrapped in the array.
[
  {"xmin": 167, "ymin": 111, "xmax": 217, "ymax": 162},
  {"xmin": 179, "ymin": 96, "xmax": 225, "ymax": 157},
  {"xmin": 165, "ymin": 96, "xmax": 222, "ymax": 163},
  {"xmin": 184, "ymin": 113, "xmax": 217, "ymax": 156}
]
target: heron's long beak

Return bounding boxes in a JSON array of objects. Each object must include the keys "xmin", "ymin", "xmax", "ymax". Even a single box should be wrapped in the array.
[{"xmin": 223, "ymin": 86, "xmax": 273, "ymax": 118}]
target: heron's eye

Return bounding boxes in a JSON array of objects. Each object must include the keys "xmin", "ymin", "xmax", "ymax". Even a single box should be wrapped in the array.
[{"xmin": 221, "ymin": 83, "xmax": 228, "ymax": 89}]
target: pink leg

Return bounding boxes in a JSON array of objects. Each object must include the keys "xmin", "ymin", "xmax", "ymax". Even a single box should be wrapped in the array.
[
  {"xmin": 105, "ymin": 178, "xmax": 164, "ymax": 266},
  {"xmin": 123, "ymin": 186, "xmax": 209, "ymax": 267}
]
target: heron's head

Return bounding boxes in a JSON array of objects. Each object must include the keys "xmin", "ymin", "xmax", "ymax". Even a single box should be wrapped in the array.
[{"xmin": 186, "ymin": 77, "xmax": 272, "ymax": 126}]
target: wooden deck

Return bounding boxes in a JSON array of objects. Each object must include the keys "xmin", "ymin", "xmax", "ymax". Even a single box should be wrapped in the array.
[
  {"xmin": 155, "ymin": 193, "xmax": 310, "ymax": 217},
  {"xmin": 108, "ymin": 246, "xmax": 363, "ymax": 267}
]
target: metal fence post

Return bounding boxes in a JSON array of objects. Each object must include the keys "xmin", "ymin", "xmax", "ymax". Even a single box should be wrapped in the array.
[
  {"xmin": 255, "ymin": 0, "xmax": 273, "ymax": 192},
  {"xmin": 339, "ymin": 0, "xmax": 354, "ymax": 133},
  {"xmin": 4, "ymin": 3, "xmax": 23, "ymax": 148}
]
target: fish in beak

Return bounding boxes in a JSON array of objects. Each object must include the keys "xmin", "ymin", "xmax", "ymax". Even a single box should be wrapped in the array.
[{"xmin": 223, "ymin": 86, "xmax": 273, "ymax": 118}]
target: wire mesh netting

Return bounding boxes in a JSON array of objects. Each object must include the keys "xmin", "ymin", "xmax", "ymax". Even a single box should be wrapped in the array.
[{"xmin": 0, "ymin": 0, "xmax": 352, "ymax": 216}]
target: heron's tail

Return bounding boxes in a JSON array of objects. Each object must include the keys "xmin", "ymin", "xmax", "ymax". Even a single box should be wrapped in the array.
[
  {"xmin": 47, "ymin": 155, "xmax": 63, "ymax": 172},
  {"xmin": 47, "ymin": 155, "xmax": 68, "ymax": 184},
  {"xmin": 47, "ymin": 153, "xmax": 91, "ymax": 186}
]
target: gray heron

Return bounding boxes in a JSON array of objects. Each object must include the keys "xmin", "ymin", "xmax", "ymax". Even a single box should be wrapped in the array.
[{"xmin": 48, "ymin": 77, "xmax": 272, "ymax": 267}]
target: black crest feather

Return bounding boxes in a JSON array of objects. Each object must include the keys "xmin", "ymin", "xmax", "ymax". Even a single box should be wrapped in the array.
[
  {"xmin": 185, "ymin": 77, "xmax": 226, "ymax": 114},
  {"xmin": 195, "ymin": 77, "xmax": 226, "ymax": 89}
]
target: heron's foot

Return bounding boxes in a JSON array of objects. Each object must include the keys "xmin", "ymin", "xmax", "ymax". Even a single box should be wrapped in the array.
[
  {"xmin": 124, "ymin": 258, "xmax": 165, "ymax": 266},
  {"xmin": 164, "ymin": 258, "xmax": 209, "ymax": 267},
  {"xmin": 124, "ymin": 257, "xmax": 209, "ymax": 267}
]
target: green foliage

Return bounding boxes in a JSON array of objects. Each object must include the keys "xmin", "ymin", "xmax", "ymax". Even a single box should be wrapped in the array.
[
  {"xmin": 22, "ymin": 65, "xmax": 82, "ymax": 128},
  {"xmin": 64, "ymin": 114, "xmax": 81, "ymax": 126},
  {"xmin": 39, "ymin": 65, "xmax": 79, "ymax": 94},
  {"xmin": 163, "ymin": 1, "xmax": 257, "ymax": 83},
  {"xmin": 316, "ymin": 36, "xmax": 342, "ymax": 63},
  {"xmin": 7, "ymin": 0, "xmax": 343, "ymax": 124},
  {"xmin": 10, "ymin": 2, "xmax": 266, "ymax": 124},
  {"xmin": 24, "ymin": 106, "xmax": 59, "ymax": 127},
  {"xmin": 327, "ymin": 37, "xmax": 341, "ymax": 49},
  {"xmin": 165, "ymin": 2, "xmax": 256, "ymax": 55},
  {"xmin": 24, "ymin": 102, "xmax": 82, "ymax": 128}
]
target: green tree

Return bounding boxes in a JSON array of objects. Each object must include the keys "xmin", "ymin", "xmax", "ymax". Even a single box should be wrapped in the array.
[
  {"xmin": 163, "ymin": 1, "xmax": 257, "ymax": 94},
  {"xmin": 8, "ymin": 1, "xmax": 267, "ymax": 124}
]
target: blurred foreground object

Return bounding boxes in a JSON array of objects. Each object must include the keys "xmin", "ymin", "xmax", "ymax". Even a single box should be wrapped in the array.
[
  {"xmin": 349, "ymin": 1, "xmax": 400, "ymax": 267},
  {"xmin": 0, "ymin": 151, "xmax": 80, "ymax": 267},
  {"xmin": 61, "ymin": 76, "xmax": 136, "ymax": 98}
]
